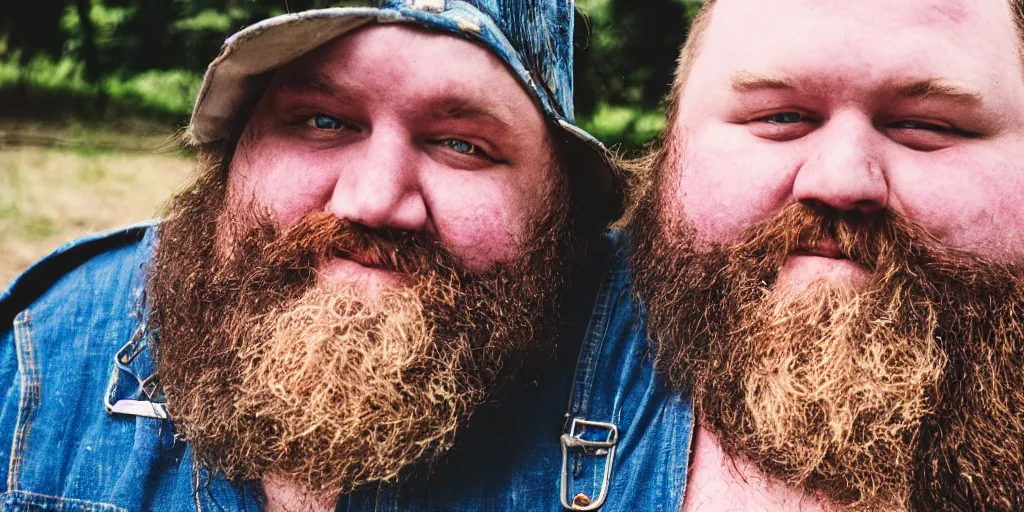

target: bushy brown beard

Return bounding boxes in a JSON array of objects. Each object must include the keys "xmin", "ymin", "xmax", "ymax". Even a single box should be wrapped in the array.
[
  {"xmin": 147, "ymin": 151, "xmax": 574, "ymax": 494},
  {"xmin": 631, "ymin": 194, "xmax": 1024, "ymax": 510}
]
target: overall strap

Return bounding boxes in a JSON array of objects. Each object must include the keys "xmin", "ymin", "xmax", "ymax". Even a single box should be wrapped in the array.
[{"xmin": 559, "ymin": 253, "xmax": 625, "ymax": 511}]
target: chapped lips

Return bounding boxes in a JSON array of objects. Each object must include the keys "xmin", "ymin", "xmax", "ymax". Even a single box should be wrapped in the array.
[
  {"xmin": 793, "ymin": 238, "xmax": 847, "ymax": 259},
  {"xmin": 331, "ymin": 247, "xmax": 400, "ymax": 272},
  {"xmin": 328, "ymin": 233, "xmax": 431, "ymax": 274}
]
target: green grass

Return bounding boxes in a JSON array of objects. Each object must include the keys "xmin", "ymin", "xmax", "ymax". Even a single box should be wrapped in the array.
[
  {"xmin": 20, "ymin": 216, "xmax": 58, "ymax": 239},
  {"xmin": 0, "ymin": 137, "xmax": 191, "ymax": 286}
]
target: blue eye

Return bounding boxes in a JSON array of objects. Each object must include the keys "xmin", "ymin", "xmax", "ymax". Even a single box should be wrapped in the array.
[
  {"xmin": 442, "ymin": 139, "xmax": 479, "ymax": 155},
  {"xmin": 763, "ymin": 112, "xmax": 807, "ymax": 124},
  {"xmin": 311, "ymin": 114, "xmax": 343, "ymax": 130},
  {"xmin": 891, "ymin": 120, "xmax": 950, "ymax": 132}
]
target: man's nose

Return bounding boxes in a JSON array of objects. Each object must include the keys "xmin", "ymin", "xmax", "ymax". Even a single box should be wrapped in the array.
[
  {"xmin": 792, "ymin": 113, "xmax": 889, "ymax": 215},
  {"xmin": 328, "ymin": 130, "xmax": 428, "ymax": 232}
]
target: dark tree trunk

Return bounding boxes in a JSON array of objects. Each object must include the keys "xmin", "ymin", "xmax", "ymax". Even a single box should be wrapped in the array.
[
  {"xmin": 74, "ymin": 0, "xmax": 101, "ymax": 82},
  {"xmin": 4, "ymin": 1, "xmax": 68, "ymax": 63}
]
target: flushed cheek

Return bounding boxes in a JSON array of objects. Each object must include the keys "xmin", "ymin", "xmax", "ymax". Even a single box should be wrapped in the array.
[
  {"xmin": 433, "ymin": 204, "xmax": 516, "ymax": 269},
  {"xmin": 423, "ymin": 170, "xmax": 543, "ymax": 270},
  {"xmin": 228, "ymin": 141, "xmax": 340, "ymax": 228},
  {"xmin": 668, "ymin": 125, "xmax": 797, "ymax": 244},
  {"xmin": 890, "ymin": 147, "xmax": 1024, "ymax": 259}
]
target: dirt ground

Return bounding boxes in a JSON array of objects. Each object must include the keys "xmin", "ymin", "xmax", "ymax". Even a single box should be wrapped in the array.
[{"xmin": 0, "ymin": 145, "xmax": 191, "ymax": 286}]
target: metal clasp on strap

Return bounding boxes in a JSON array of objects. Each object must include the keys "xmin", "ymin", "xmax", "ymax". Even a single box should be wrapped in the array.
[
  {"xmin": 108, "ymin": 399, "xmax": 168, "ymax": 419},
  {"xmin": 560, "ymin": 418, "xmax": 619, "ymax": 511}
]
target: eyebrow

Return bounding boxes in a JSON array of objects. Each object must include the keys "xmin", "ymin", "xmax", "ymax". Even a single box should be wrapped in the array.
[
  {"xmin": 895, "ymin": 79, "xmax": 984, "ymax": 105},
  {"xmin": 730, "ymin": 71, "xmax": 985, "ymax": 107},
  {"xmin": 428, "ymin": 99, "xmax": 514, "ymax": 131},
  {"xmin": 273, "ymin": 70, "xmax": 359, "ymax": 101},
  {"xmin": 730, "ymin": 71, "xmax": 796, "ymax": 92}
]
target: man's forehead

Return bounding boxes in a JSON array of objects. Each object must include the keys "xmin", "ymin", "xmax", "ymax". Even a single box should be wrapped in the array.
[
  {"xmin": 691, "ymin": 0, "xmax": 1020, "ymax": 94},
  {"xmin": 271, "ymin": 26, "xmax": 523, "ymax": 102},
  {"xmin": 709, "ymin": 0, "xmax": 1000, "ymax": 30}
]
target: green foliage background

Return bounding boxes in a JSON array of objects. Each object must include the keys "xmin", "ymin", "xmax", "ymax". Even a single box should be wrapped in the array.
[{"xmin": 1, "ymin": 0, "xmax": 700, "ymax": 152}]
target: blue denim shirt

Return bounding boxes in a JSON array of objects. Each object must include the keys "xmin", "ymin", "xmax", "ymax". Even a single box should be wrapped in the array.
[{"xmin": 0, "ymin": 224, "xmax": 693, "ymax": 511}]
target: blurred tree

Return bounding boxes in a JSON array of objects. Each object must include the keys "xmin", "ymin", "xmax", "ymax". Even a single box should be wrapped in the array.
[
  {"xmin": 3, "ymin": 2, "xmax": 68, "ymax": 62},
  {"xmin": 118, "ymin": 0, "xmax": 178, "ymax": 71},
  {"xmin": 73, "ymin": 0, "xmax": 100, "ymax": 81},
  {"xmin": 574, "ymin": 0, "xmax": 699, "ymax": 149},
  {"xmin": 575, "ymin": 0, "xmax": 694, "ymax": 114}
]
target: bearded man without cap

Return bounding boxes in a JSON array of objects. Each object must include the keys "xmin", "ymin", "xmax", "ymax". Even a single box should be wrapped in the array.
[
  {"xmin": 629, "ymin": 0, "xmax": 1024, "ymax": 510},
  {"xmin": 0, "ymin": 1, "xmax": 691, "ymax": 511}
]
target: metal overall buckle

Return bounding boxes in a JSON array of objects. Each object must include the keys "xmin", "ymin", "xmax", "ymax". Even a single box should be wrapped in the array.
[{"xmin": 560, "ymin": 418, "xmax": 619, "ymax": 511}]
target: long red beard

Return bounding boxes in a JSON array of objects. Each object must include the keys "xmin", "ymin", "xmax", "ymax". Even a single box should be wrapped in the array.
[
  {"xmin": 632, "ymin": 199, "xmax": 1024, "ymax": 511},
  {"xmin": 147, "ymin": 157, "xmax": 574, "ymax": 493}
]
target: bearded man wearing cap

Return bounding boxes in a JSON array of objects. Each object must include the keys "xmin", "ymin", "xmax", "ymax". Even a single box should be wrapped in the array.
[
  {"xmin": 626, "ymin": 0, "xmax": 1024, "ymax": 510},
  {"xmin": 0, "ymin": 1, "xmax": 689, "ymax": 511}
]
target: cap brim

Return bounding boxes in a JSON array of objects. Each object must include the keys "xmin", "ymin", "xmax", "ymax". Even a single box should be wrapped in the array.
[
  {"xmin": 187, "ymin": 8, "xmax": 387, "ymax": 144},
  {"xmin": 558, "ymin": 120, "xmax": 624, "ymax": 227}
]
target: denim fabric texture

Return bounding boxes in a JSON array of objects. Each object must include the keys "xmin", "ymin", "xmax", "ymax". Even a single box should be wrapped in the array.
[{"xmin": 0, "ymin": 227, "xmax": 693, "ymax": 511}]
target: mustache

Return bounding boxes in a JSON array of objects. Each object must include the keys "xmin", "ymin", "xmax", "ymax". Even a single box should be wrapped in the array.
[
  {"xmin": 261, "ymin": 211, "xmax": 446, "ymax": 275},
  {"xmin": 728, "ymin": 203, "xmax": 966, "ymax": 280}
]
